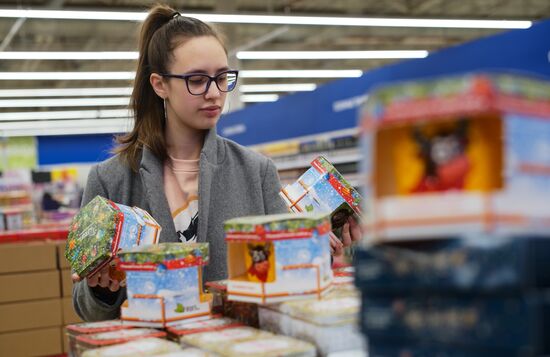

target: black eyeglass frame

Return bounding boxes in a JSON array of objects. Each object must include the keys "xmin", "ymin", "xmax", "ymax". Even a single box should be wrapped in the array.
[{"xmin": 160, "ymin": 70, "xmax": 239, "ymax": 96}]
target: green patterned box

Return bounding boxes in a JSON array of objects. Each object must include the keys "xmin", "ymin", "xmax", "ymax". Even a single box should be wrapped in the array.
[{"xmin": 65, "ymin": 195, "xmax": 160, "ymax": 278}]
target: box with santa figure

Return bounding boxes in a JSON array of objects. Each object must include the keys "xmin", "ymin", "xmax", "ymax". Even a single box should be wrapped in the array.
[
  {"xmin": 280, "ymin": 156, "xmax": 362, "ymax": 235},
  {"xmin": 117, "ymin": 242, "xmax": 212, "ymax": 327},
  {"xmin": 225, "ymin": 213, "xmax": 333, "ymax": 304},
  {"xmin": 65, "ymin": 195, "xmax": 161, "ymax": 278},
  {"xmin": 360, "ymin": 72, "xmax": 550, "ymax": 241}
]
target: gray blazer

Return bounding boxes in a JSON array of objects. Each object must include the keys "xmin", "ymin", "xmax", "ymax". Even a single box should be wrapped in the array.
[{"xmin": 73, "ymin": 128, "xmax": 288, "ymax": 321}]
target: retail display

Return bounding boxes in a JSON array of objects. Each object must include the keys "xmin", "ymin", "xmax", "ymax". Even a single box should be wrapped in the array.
[
  {"xmin": 224, "ymin": 213, "xmax": 333, "ymax": 304},
  {"xmin": 65, "ymin": 195, "xmax": 161, "ymax": 278},
  {"xmin": 361, "ymin": 72, "xmax": 550, "ymax": 241},
  {"xmin": 280, "ymin": 156, "xmax": 362, "ymax": 233},
  {"xmin": 118, "ymin": 242, "xmax": 212, "ymax": 327}
]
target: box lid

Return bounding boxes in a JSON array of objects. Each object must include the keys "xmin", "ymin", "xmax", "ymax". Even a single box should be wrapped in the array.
[
  {"xmin": 166, "ymin": 317, "xmax": 241, "ymax": 336},
  {"xmin": 362, "ymin": 72, "xmax": 550, "ymax": 127},
  {"xmin": 224, "ymin": 213, "xmax": 330, "ymax": 241},
  {"xmin": 66, "ymin": 320, "xmax": 131, "ymax": 334},
  {"xmin": 81, "ymin": 337, "xmax": 180, "ymax": 357},
  {"xmin": 117, "ymin": 242, "xmax": 209, "ymax": 270},
  {"xmin": 76, "ymin": 327, "xmax": 166, "ymax": 346},
  {"xmin": 65, "ymin": 195, "xmax": 121, "ymax": 276}
]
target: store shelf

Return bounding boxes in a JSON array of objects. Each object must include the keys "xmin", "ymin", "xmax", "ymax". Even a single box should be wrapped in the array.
[
  {"xmin": 0, "ymin": 226, "xmax": 69, "ymax": 243},
  {"xmin": 273, "ymin": 147, "xmax": 361, "ymax": 171}
]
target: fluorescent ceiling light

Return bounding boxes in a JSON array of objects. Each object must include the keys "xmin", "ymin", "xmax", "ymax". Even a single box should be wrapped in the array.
[
  {"xmin": 0, "ymin": 51, "xmax": 138, "ymax": 60},
  {"xmin": 0, "ymin": 87, "xmax": 132, "ymax": 97},
  {"xmin": 0, "ymin": 125, "xmax": 128, "ymax": 137},
  {"xmin": 0, "ymin": 109, "xmax": 131, "ymax": 121},
  {"xmin": 0, "ymin": 118, "xmax": 130, "ymax": 131},
  {"xmin": 240, "ymin": 70, "xmax": 363, "ymax": 78},
  {"xmin": 0, "ymin": 9, "xmax": 532, "ymax": 29},
  {"xmin": 0, "ymin": 70, "xmax": 361, "ymax": 80},
  {"xmin": 237, "ymin": 50, "xmax": 429, "ymax": 60},
  {"xmin": 0, "ymin": 72, "xmax": 135, "ymax": 80},
  {"xmin": 2, "ymin": 126, "xmax": 127, "ymax": 137},
  {"xmin": 0, "ymin": 118, "xmax": 131, "ymax": 137},
  {"xmin": 0, "ymin": 97, "xmax": 130, "ymax": 108},
  {"xmin": 239, "ymin": 83, "xmax": 317, "ymax": 92},
  {"xmin": 240, "ymin": 94, "xmax": 280, "ymax": 102}
]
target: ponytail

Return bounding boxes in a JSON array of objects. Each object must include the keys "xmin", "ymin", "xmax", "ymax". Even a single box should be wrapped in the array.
[{"xmin": 113, "ymin": 4, "xmax": 225, "ymax": 171}]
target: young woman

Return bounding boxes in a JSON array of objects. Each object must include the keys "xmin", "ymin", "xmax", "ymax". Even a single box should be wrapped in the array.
[{"xmin": 73, "ymin": 4, "xmax": 361, "ymax": 322}]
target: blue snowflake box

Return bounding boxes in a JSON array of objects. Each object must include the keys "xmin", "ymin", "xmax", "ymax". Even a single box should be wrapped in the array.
[
  {"xmin": 280, "ymin": 156, "xmax": 362, "ymax": 233},
  {"xmin": 117, "ymin": 242, "xmax": 212, "ymax": 327},
  {"xmin": 224, "ymin": 213, "xmax": 333, "ymax": 304}
]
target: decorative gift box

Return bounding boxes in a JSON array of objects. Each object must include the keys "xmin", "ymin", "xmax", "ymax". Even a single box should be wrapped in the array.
[
  {"xmin": 259, "ymin": 293, "xmax": 365, "ymax": 355},
  {"xmin": 76, "ymin": 328, "xmax": 166, "ymax": 356},
  {"xmin": 205, "ymin": 280, "xmax": 260, "ymax": 327},
  {"xmin": 65, "ymin": 320, "xmax": 132, "ymax": 357},
  {"xmin": 225, "ymin": 213, "xmax": 333, "ymax": 304},
  {"xmin": 81, "ymin": 337, "xmax": 180, "ymax": 357},
  {"xmin": 118, "ymin": 242, "xmax": 212, "ymax": 327},
  {"xmin": 360, "ymin": 72, "xmax": 550, "ymax": 241},
  {"xmin": 179, "ymin": 326, "xmax": 272, "ymax": 350},
  {"xmin": 280, "ymin": 156, "xmax": 362, "ymax": 233},
  {"xmin": 354, "ymin": 235, "xmax": 550, "ymax": 294},
  {"xmin": 65, "ymin": 195, "xmax": 161, "ymax": 278},
  {"xmin": 166, "ymin": 316, "xmax": 242, "ymax": 340},
  {"xmin": 361, "ymin": 293, "xmax": 550, "ymax": 354},
  {"xmin": 219, "ymin": 335, "xmax": 317, "ymax": 357}
]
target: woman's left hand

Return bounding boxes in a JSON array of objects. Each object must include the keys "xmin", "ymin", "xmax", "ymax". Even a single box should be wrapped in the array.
[{"xmin": 339, "ymin": 216, "xmax": 362, "ymax": 251}]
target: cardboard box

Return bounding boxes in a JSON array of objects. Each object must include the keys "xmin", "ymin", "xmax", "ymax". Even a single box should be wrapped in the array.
[
  {"xmin": 66, "ymin": 195, "xmax": 161, "ymax": 278},
  {"xmin": 63, "ymin": 296, "xmax": 83, "ymax": 325},
  {"xmin": 57, "ymin": 240, "xmax": 70, "ymax": 269},
  {"xmin": 0, "ymin": 298, "xmax": 62, "ymax": 333},
  {"xmin": 0, "ymin": 270, "xmax": 60, "ymax": 304},
  {"xmin": 118, "ymin": 243, "xmax": 211, "ymax": 327},
  {"xmin": 0, "ymin": 327, "xmax": 63, "ymax": 357},
  {"xmin": 0, "ymin": 241, "xmax": 57, "ymax": 274},
  {"xmin": 225, "ymin": 213, "xmax": 333, "ymax": 304},
  {"xmin": 61, "ymin": 268, "xmax": 73, "ymax": 297}
]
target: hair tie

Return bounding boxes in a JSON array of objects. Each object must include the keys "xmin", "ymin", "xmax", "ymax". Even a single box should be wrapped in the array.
[{"xmin": 171, "ymin": 11, "xmax": 181, "ymax": 19}]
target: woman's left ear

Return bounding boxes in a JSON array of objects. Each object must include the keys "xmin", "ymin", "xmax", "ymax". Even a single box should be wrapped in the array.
[{"xmin": 150, "ymin": 73, "xmax": 168, "ymax": 99}]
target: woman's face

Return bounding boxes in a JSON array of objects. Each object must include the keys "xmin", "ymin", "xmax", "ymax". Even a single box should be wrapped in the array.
[{"xmin": 162, "ymin": 36, "xmax": 229, "ymax": 132}]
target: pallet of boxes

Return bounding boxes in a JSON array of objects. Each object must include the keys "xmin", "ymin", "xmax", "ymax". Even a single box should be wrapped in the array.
[{"xmin": 355, "ymin": 72, "xmax": 550, "ymax": 356}]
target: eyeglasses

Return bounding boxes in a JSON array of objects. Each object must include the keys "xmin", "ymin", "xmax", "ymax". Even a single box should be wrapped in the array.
[{"xmin": 160, "ymin": 70, "xmax": 239, "ymax": 96}]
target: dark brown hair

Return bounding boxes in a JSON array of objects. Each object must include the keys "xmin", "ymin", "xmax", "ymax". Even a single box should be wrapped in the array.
[{"xmin": 114, "ymin": 3, "xmax": 226, "ymax": 171}]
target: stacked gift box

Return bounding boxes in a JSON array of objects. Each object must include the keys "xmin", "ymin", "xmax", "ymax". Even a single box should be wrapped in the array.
[
  {"xmin": 356, "ymin": 72, "xmax": 550, "ymax": 356},
  {"xmin": 355, "ymin": 236, "xmax": 550, "ymax": 356}
]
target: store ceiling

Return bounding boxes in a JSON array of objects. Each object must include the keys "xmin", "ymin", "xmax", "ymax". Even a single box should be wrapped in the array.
[{"xmin": 0, "ymin": 0, "xmax": 549, "ymax": 136}]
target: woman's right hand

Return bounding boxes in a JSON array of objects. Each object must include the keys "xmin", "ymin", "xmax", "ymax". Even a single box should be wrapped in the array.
[{"xmin": 72, "ymin": 265, "xmax": 121, "ymax": 292}]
